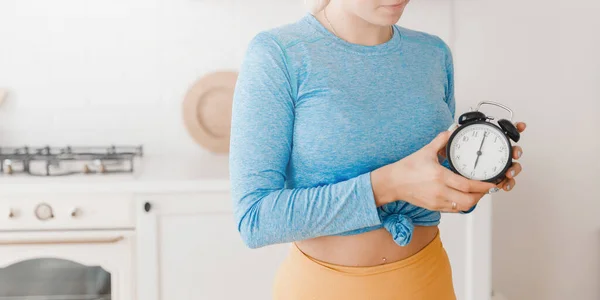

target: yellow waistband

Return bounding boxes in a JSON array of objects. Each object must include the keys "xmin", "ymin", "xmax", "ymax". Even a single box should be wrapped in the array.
[{"xmin": 292, "ymin": 231, "xmax": 443, "ymax": 276}]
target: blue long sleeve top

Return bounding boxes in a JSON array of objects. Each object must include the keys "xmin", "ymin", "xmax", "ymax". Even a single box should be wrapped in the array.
[{"xmin": 229, "ymin": 13, "xmax": 456, "ymax": 249}]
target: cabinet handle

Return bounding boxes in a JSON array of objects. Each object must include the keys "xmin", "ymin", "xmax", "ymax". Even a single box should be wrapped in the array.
[
  {"xmin": 144, "ymin": 202, "xmax": 151, "ymax": 212},
  {"xmin": 0, "ymin": 236, "xmax": 125, "ymax": 245}
]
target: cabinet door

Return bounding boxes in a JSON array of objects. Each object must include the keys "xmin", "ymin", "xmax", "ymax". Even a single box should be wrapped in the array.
[
  {"xmin": 136, "ymin": 192, "xmax": 290, "ymax": 300},
  {"xmin": 439, "ymin": 194, "xmax": 493, "ymax": 300}
]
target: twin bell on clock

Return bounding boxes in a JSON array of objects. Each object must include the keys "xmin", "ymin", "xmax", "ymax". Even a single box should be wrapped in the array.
[{"xmin": 446, "ymin": 101, "xmax": 520, "ymax": 184}]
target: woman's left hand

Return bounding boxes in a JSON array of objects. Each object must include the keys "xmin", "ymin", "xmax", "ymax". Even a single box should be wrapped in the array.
[{"xmin": 494, "ymin": 122, "xmax": 526, "ymax": 192}]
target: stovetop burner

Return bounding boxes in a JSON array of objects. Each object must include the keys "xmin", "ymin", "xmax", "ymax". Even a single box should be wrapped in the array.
[{"xmin": 0, "ymin": 145, "xmax": 143, "ymax": 176}]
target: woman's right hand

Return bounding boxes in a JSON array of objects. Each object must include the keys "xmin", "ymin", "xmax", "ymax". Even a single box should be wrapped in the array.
[{"xmin": 371, "ymin": 131, "xmax": 498, "ymax": 212}]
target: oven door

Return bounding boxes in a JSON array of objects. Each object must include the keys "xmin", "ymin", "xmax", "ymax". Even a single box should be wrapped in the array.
[{"xmin": 0, "ymin": 230, "xmax": 134, "ymax": 300}]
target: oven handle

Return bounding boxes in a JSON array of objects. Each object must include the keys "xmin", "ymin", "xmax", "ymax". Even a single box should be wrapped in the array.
[{"xmin": 0, "ymin": 235, "xmax": 125, "ymax": 245}]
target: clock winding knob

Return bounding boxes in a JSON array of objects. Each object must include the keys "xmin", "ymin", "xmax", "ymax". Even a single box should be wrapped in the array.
[{"xmin": 34, "ymin": 203, "xmax": 54, "ymax": 221}]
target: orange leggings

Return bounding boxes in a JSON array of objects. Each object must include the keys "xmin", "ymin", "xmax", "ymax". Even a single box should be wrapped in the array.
[{"xmin": 272, "ymin": 231, "xmax": 456, "ymax": 300}]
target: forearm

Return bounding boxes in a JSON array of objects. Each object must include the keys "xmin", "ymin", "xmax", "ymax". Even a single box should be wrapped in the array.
[{"xmin": 232, "ymin": 172, "xmax": 382, "ymax": 249}]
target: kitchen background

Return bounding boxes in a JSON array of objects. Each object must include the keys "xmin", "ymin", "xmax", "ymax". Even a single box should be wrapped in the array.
[
  {"xmin": 0, "ymin": 0, "xmax": 452, "ymax": 157},
  {"xmin": 0, "ymin": 0, "xmax": 599, "ymax": 299}
]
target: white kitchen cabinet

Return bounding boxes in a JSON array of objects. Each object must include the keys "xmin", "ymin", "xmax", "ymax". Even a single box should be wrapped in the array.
[{"xmin": 135, "ymin": 191, "xmax": 290, "ymax": 300}]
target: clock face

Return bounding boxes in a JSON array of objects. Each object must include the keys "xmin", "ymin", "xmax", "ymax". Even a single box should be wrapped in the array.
[{"xmin": 448, "ymin": 122, "xmax": 511, "ymax": 181}]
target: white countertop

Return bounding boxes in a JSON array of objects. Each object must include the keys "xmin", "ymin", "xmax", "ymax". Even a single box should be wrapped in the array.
[{"xmin": 0, "ymin": 153, "xmax": 231, "ymax": 194}]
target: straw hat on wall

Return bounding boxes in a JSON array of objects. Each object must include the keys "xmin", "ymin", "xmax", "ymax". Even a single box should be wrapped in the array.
[{"xmin": 182, "ymin": 71, "xmax": 238, "ymax": 154}]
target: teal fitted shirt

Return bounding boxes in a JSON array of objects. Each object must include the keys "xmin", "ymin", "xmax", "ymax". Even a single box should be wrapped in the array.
[{"xmin": 229, "ymin": 13, "xmax": 456, "ymax": 249}]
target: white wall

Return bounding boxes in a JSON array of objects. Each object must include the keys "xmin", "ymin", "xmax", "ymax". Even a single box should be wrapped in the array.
[
  {"xmin": 0, "ymin": 0, "xmax": 308, "ymax": 155},
  {"xmin": 453, "ymin": 0, "xmax": 600, "ymax": 299}
]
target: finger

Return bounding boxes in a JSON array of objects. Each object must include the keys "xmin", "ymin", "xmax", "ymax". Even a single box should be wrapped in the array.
[
  {"xmin": 488, "ymin": 186, "xmax": 501, "ymax": 194},
  {"xmin": 515, "ymin": 122, "xmax": 526, "ymax": 133},
  {"xmin": 443, "ymin": 169, "xmax": 497, "ymax": 193},
  {"xmin": 497, "ymin": 179, "xmax": 508, "ymax": 190},
  {"xmin": 440, "ymin": 200, "xmax": 463, "ymax": 213},
  {"xmin": 498, "ymin": 177, "xmax": 516, "ymax": 191},
  {"xmin": 440, "ymin": 188, "xmax": 485, "ymax": 213},
  {"xmin": 512, "ymin": 145, "xmax": 523, "ymax": 160},
  {"xmin": 427, "ymin": 131, "xmax": 451, "ymax": 154},
  {"xmin": 495, "ymin": 178, "xmax": 507, "ymax": 189},
  {"xmin": 506, "ymin": 162, "xmax": 522, "ymax": 179}
]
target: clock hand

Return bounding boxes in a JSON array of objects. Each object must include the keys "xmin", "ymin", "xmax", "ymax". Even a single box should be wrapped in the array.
[
  {"xmin": 478, "ymin": 132, "xmax": 487, "ymax": 152},
  {"xmin": 473, "ymin": 132, "xmax": 487, "ymax": 170}
]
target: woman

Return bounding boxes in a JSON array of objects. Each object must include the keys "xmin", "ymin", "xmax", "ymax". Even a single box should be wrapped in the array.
[{"xmin": 229, "ymin": 0, "xmax": 526, "ymax": 299}]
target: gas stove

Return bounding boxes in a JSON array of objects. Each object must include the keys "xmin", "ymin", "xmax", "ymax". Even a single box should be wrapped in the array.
[{"xmin": 0, "ymin": 145, "xmax": 143, "ymax": 176}]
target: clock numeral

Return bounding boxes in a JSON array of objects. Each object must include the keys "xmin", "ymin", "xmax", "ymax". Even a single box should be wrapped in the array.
[
  {"xmin": 472, "ymin": 131, "xmax": 478, "ymax": 137},
  {"xmin": 461, "ymin": 164, "xmax": 467, "ymax": 169},
  {"xmin": 456, "ymin": 155, "xmax": 461, "ymax": 160},
  {"xmin": 456, "ymin": 144, "xmax": 461, "ymax": 149},
  {"xmin": 493, "ymin": 166, "xmax": 497, "ymax": 172},
  {"xmin": 484, "ymin": 171, "xmax": 487, "ymax": 178},
  {"xmin": 470, "ymin": 171, "xmax": 476, "ymax": 177},
  {"xmin": 494, "ymin": 136, "xmax": 498, "ymax": 143}
]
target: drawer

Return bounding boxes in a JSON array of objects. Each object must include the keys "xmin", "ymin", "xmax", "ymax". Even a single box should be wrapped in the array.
[{"xmin": 0, "ymin": 194, "xmax": 135, "ymax": 231}]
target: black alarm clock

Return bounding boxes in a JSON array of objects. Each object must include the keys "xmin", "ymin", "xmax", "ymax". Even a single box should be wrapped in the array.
[{"xmin": 446, "ymin": 101, "xmax": 520, "ymax": 184}]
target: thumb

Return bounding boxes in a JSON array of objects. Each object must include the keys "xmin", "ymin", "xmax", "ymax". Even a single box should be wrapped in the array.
[{"xmin": 426, "ymin": 131, "xmax": 451, "ymax": 153}]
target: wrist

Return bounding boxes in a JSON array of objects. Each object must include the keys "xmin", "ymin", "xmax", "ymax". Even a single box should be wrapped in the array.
[{"xmin": 370, "ymin": 165, "xmax": 396, "ymax": 207}]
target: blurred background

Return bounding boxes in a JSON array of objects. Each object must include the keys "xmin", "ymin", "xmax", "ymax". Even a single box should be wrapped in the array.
[{"xmin": 0, "ymin": 0, "xmax": 598, "ymax": 299}]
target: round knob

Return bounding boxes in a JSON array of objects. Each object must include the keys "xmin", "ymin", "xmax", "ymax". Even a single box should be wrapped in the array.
[
  {"xmin": 34, "ymin": 203, "xmax": 54, "ymax": 221},
  {"xmin": 70, "ymin": 207, "xmax": 79, "ymax": 217},
  {"xmin": 144, "ymin": 202, "xmax": 151, "ymax": 212}
]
